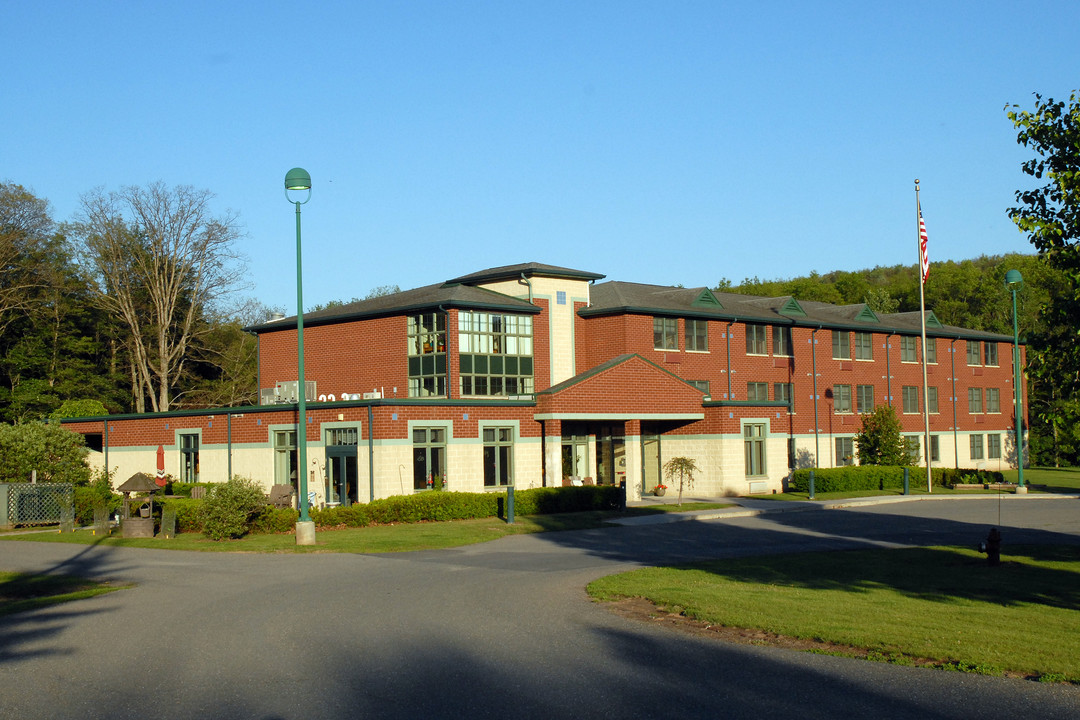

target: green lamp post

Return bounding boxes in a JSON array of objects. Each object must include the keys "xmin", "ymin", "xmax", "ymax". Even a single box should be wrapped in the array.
[
  {"xmin": 285, "ymin": 168, "xmax": 316, "ymax": 544},
  {"xmin": 1005, "ymin": 269, "xmax": 1025, "ymax": 492}
]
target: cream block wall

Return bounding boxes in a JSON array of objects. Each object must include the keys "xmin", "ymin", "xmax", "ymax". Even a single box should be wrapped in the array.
[{"xmin": 474, "ymin": 276, "xmax": 592, "ymax": 386}]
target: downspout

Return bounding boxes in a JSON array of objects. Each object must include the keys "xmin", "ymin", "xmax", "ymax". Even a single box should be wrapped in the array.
[
  {"xmin": 367, "ymin": 403, "xmax": 375, "ymax": 502},
  {"xmin": 726, "ymin": 320, "xmax": 735, "ymax": 400},
  {"xmin": 885, "ymin": 332, "xmax": 893, "ymax": 409},
  {"xmin": 519, "ymin": 273, "xmax": 534, "ymax": 304},
  {"xmin": 103, "ymin": 418, "xmax": 109, "ymax": 478},
  {"xmin": 951, "ymin": 338, "xmax": 959, "ymax": 468},
  {"xmin": 812, "ymin": 327, "xmax": 820, "ymax": 468}
]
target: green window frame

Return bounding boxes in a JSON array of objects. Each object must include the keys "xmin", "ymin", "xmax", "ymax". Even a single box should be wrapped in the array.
[
  {"xmin": 458, "ymin": 311, "xmax": 534, "ymax": 397},
  {"xmin": 744, "ymin": 423, "xmax": 766, "ymax": 477},
  {"xmin": 930, "ymin": 435, "xmax": 940, "ymax": 462},
  {"xmin": 685, "ymin": 318, "xmax": 708, "ymax": 351},
  {"xmin": 900, "ymin": 336, "xmax": 918, "ymax": 363},
  {"xmin": 653, "ymin": 317, "xmax": 677, "ymax": 350},
  {"xmin": 836, "ymin": 437, "xmax": 854, "ymax": 466},
  {"xmin": 983, "ymin": 342, "xmax": 999, "ymax": 367},
  {"xmin": 854, "ymin": 332, "xmax": 873, "ymax": 360},
  {"xmin": 774, "ymin": 382, "xmax": 793, "ymax": 406},
  {"xmin": 408, "ymin": 313, "xmax": 447, "ymax": 398},
  {"xmin": 986, "ymin": 388, "xmax": 1000, "ymax": 413},
  {"xmin": 747, "ymin": 382, "xmax": 769, "ymax": 402},
  {"xmin": 772, "ymin": 326, "xmax": 792, "ymax": 357},
  {"xmin": 274, "ymin": 430, "xmax": 298, "ymax": 490},
  {"xmin": 970, "ymin": 434, "xmax": 984, "ymax": 460},
  {"xmin": 832, "ymin": 331, "xmax": 850, "ymax": 360},
  {"xmin": 988, "ymin": 434, "xmax": 1002, "ymax": 459},
  {"xmin": 856, "ymin": 384, "xmax": 874, "ymax": 414},
  {"xmin": 745, "ymin": 324, "xmax": 768, "ymax": 355},
  {"xmin": 966, "ymin": 340, "xmax": 981, "ymax": 366},
  {"xmin": 968, "ymin": 387, "xmax": 983, "ymax": 414},
  {"xmin": 179, "ymin": 433, "xmax": 199, "ymax": 483},
  {"xmin": 483, "ymin": 427, "xmax": 514, "ymax": 487},
  {"xmin": 927, "ymin": 386, "xmax": 939, "ymax": 414},
  {"xmin": 833, "ymin": 384, "xmax": 852, "ymax": 413},
  {"xmin": 902, "ymin": 386, "xmax": 919, "ymax": 414},
  {"xmin": 412, "ymin": 427, "xmax": 447, "ymax": 491},
  {"xmin": 925, "ymin": 338, "xmax": 936, "ymax": 364}
]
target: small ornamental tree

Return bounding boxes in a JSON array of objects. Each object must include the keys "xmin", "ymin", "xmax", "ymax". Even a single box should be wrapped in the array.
[
  {"xmin": 662, "ymin": 456, "xmax": 700, "ymax": 506},
  {"xmin": 855, "ymin": 406, "xmax": 914, "ymax": 466}
]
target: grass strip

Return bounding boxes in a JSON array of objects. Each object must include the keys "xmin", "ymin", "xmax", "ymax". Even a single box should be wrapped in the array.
[
  {"xmin": 588, "ymin": 544, "xmax": 1080, "ymax": 683},
  {"xmin": 0, "ymin": 571, "xmax": 128, "ymax": 616},
  {"xmin": 0, "ymin": 504, "xmax": 733, "ymax": 554}
]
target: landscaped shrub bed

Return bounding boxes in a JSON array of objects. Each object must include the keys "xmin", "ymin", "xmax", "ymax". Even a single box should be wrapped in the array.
[
  {"xmin": 788, "ymin": 466, "xmax": 1006, "ymax": 493},
  {"xmin": 163, "ymin": 485, "xmax": 624, "ymax": 536}
]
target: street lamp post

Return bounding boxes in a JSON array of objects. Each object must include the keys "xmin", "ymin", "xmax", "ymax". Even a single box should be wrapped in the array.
[
  {"xmin": 1005, "ymin": 269, "xmax": 1026, "ymax": 493},
  {"xmin": 286, "ymin": 168, "xmax": 316, "ymax": 544}
]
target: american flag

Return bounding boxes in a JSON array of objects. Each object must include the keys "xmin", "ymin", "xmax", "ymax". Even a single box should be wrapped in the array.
[{"xmin": 918, "ymin": 209, "xmax": 929, "ymax": 284}]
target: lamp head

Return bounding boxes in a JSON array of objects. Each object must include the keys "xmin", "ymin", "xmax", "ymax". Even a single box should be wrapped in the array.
[
  {"xmin": 285, "ymin": 167, "xmax": 312, "ymax": 191},
  {"xmin": 1005, "ymin": 269, "xmax": 1023, "ymax": 290}
]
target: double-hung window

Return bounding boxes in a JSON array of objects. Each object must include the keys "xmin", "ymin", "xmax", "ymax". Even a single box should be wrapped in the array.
[
  {"xmin": 833, "ymin": 384, "xmax": 852, "ymax": 413},
  {"xmin": 685, "ymin": 319, "xmax": 708, "ymax": 351},
  {"xmin": 902, "ymin": 386, "xmax": 919, "ymax": 414},
  {"xmin": 970, "ymin": 434, "xmax": 984, "ymax": 460},
  {"xmin": 832, "ymin": 331, "xmax": 850, "ymax": 360},
  {"xmin": 854, "ymin": 332, "xmax": 873, "ymax": 360},
  {"xmin": 986, "ymin": 388, "xmax": 1000, "ymax": 413},
  {"xmin": 747, "ymin": 382, "xmax": 769, "ymax": 402},
  {"xmin": 744, "ymin": 424, "xmax": 766, "ymax": 476},
  {"xmin": 412, "ymin": 427, "xmax": 447, "ymax": 491},
  {"xmin": 927, "ymin": 386, "xmax": 939, "ymax": 413},
  {"xmin": 653, "ymin": 317, "xmax": 677, "ymax": 350},
  {"xmin": 968, "ymin": 388, "xmax": 984, "ymax": 414},
  {"xmin": 983, "ymin": 342, "xmax": 999, "ymax": 367},
  {"xmin": 988, "ymin": 434, "xmax": 1002, "ymax": 459},
  {"xmin": 483, "ymin": 427, "xmax": 514, "ymax": 487},
  {"xmin": 925, "ymin": 338, "xmax": 937, "ymax": 363},
  {"xmin": 774, "ymin": 382, "xmax": 793, "ymax": 406},
  {"xmin": 966, "ymin": 341, "xmax": 981, "ymax": 366},
  {"xmin": 856, "ymin": 384, "xmax": 874, "ymax": 413},
  {"xmin": 746, "ymin": 324, "xmax": 768, "ymax": 355},
  {"xmin": 836, "ymin": 437, "xmax": 854, "ymax": 466},
  {"xmin": 772, "ymin": 326, "xmax": 792, "ymax": 356},
  {"xmin": 900, "ymin": 336, "xmax": 918, "ymax": 363}
]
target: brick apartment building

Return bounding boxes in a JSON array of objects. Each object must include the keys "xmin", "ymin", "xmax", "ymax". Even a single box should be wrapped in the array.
[{"xmin": 63, "ymin": 262, "xmax": 1025, "ymax": 503}]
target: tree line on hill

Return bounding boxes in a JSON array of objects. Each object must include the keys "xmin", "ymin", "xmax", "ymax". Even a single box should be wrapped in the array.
[{"xmin": 1, "ymin": 92, "xmax": 1078, "ymax": 467}]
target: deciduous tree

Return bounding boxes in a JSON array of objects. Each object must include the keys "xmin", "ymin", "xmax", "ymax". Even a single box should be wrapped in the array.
[{"xmin": 73, "ymin": 183, "xmax": 246, "ymax": 412}]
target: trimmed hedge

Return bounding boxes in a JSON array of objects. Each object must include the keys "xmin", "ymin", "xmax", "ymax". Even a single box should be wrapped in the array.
[
  {"xmin": 789, "ymin": 466, "xmax": 1006, "ymax": 493},
  {"xmin": 159, "ymin": 485, "xmax": 624, "ymax": 535}
]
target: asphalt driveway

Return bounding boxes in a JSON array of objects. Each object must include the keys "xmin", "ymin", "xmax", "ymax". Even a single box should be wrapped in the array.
[{"xmin": 2, "ymin": 496, "xmax": 1078, "ymax": 719}]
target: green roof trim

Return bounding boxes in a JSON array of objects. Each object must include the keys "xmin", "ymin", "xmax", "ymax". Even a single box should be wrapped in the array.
[
  {"xmin": 855, "ymin": 305, "xmax": 880, "ymax": 323},
  {"xmin": 779, "ymin": 297, "xmax": 806, "ymax": 317},
  {"xmin": 691, "ymin": 288, "xmax": 723, "ymax": 308},
  {"xmin": 925, "ymin": 310, "xmax": 943, "ymax": 329}
]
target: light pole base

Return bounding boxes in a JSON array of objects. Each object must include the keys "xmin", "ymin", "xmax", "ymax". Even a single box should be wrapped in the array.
[
  {"xmin": 296, "ymin": 520, "xmax": 316, "ymax": 545},
  {"xmin": 1015, "ymin": 485, "xmax": 1028, "ymax": 495}
]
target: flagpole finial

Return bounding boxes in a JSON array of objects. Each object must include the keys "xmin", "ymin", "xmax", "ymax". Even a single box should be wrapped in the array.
[{"xmin": 915, "ymin": 178, "xmax": 920, "ymax": 186}]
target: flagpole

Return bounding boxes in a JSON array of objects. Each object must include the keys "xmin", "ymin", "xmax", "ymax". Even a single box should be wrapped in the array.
[{"xmin": 916, "ymin": 179, "xmax": 932, "ymax": 492}]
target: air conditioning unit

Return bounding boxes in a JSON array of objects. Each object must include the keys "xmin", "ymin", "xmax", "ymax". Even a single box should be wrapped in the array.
[{"xmin": 275, "ymin": 381, "xmax": 317, "ymax": 403}]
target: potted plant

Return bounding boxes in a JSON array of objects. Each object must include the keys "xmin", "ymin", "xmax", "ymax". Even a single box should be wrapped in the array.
[{"xmin": 653, "ymin": 482, "xmax": 668, "ymax": 497}]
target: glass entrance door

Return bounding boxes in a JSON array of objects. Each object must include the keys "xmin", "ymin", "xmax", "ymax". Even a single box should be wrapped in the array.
[{"xmin": 325, "ymin": 428, "xmax": 359, "ymax": 505}]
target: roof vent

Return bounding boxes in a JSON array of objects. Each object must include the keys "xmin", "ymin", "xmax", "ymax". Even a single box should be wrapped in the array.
[{"xmin": 268, "ymin": 312, "xmax": 286, "ymax": 322}]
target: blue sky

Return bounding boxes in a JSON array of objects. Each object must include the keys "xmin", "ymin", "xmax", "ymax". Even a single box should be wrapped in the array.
[{"xmin": 5, "ymin": 1, "xmax": 1078, "ymax": 312}]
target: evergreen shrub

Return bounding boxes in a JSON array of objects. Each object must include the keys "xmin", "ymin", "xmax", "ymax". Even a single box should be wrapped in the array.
[
  {"xmin": 789, "ymin": 466, "xmax": 1006, "ymax": 493},
  {"xmin": 199, "ymin": 476, "xmax": 268, "ymax": 540}
]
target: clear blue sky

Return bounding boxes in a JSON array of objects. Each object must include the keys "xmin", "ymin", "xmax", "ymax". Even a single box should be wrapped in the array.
[{"xmin": 6, "ymin": 1, "xmax": 1077, "ymax": 312}]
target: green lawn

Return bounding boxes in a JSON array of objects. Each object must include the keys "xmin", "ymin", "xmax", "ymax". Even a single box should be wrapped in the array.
[
  {"xmin": 588, "ymin": 544, "xmax": 1080, "ymax": 683},
  {"xmin": 751, "ymin": 466, "xmax": 1080, "ymax": 501},
  {"xmin": 0, "ymin": 571, "xmax": 128, "ymax": 616},
  {"xmin": 0, "ymin": 503, "xmax": 733, "ymax": 554}
]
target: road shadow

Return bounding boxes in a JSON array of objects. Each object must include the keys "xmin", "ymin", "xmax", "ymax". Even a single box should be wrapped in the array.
[{"xmin": 0, "ymin": 535, "xmax": 132, "ymax": 665}]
